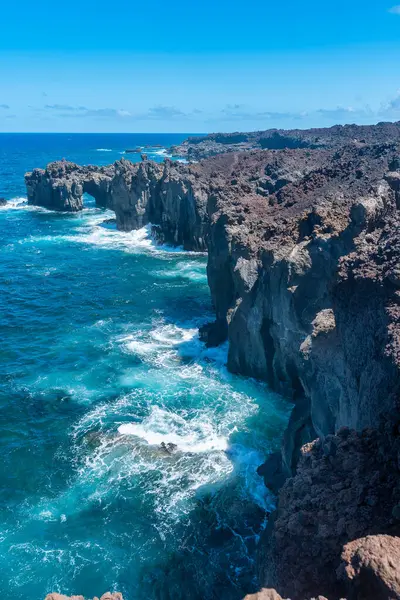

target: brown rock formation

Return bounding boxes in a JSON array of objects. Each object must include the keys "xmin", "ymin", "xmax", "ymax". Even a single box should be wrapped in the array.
[
  {"xmin": 260, "ymin": 422, "xmax": 400, "ymax": 599},
  {"xmin": 338, "ymin": 535, "xmax": 400, "ymax": 599},
  {"xmin": 243, "ymin": 591, "xmax": 330, "ymax": 600},
  {"xmin": 243, "ymin": 590, "xmax": 286, "ymax": 600},
  {"xmin": 170, "ymin": 121, "xmax": 400, "ymax": 160}
]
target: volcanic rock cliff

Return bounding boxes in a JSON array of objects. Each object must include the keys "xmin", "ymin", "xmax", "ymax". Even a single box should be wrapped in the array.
[
  {"xmin": 25, "ymin": 157, "xmax": 209, "ymax": 250},
  {"xmin": 26, "ymin": 134, "xmax": 400, "ymax": 600},
  {"xmin": 170, "ymin": 120, "xmax": 400, "ymax": 160}
]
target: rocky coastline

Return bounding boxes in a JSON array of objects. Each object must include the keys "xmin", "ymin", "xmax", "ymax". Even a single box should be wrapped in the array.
[
  {"xmin": 169, "ymin": 120, "xmax": 400, "ymax": 160},
  {"xmin": 26, "ymin": 123, "xmax": 400, "ymax": 599}
]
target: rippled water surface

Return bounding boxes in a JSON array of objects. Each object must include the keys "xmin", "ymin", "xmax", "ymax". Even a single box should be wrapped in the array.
[{"xmin": 0, "ymin": 134, "xmax": 291, "ymax": 599}]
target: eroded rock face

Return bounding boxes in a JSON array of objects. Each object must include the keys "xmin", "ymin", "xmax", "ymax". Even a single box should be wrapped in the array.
[
  {"xmin": 25, "ymin": 158, "xmax": 209, "ymax": 251},
  {"xmin": 110, "ymin": 158, "xmax": 209, "ymax": 250},
  {"xmin": 205, "ymin": 143, "xmax": 400, "ymax": 482},
  {"xmin": 170, "ymin": 121, "xmax": 400, "ymax": 160},
  {"xmin": 338, "ymin": 535, "xmax": 400, "ymax": 600},
  {"xmin": 243, "ymin": 591, "xmax": 330, "ymax": 600},
  {"xmin": 25, "ymin": 161, "xmax": 114, "ymax": 212},
  {"xmin": 260, "ymin": 423, "xmax": 400, "ymax": 599}
]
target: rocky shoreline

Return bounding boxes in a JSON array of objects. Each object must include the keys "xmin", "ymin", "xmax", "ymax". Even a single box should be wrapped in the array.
[
  {"xmin": 168, "ymin": 120, "xmax": 400, "ymax": 160},
  {"xmin": 26, "ymin": 122, "xmax": 400, "ymax": 600}
]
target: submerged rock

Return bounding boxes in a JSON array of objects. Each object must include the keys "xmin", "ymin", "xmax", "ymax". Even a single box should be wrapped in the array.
[
  {"xmin": 160, "ymin": 441, "xmax": 178, "ymax": 454},
  {"xmin": 0, "ymin": 197, "xmax": 6, "ymax": 206}
]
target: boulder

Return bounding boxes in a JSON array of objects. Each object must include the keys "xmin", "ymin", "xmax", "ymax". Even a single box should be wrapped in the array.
[{"xmin": 338, "ymin": 535, "xmax": 400, "ymax": 599}]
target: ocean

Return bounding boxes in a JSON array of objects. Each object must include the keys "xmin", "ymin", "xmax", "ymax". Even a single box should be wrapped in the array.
[{"xmin": 0, "ymin": 134, "xmax": 291, "ymax": 600}]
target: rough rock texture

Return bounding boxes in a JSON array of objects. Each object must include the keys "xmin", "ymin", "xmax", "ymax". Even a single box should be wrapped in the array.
[
  {"xmin": 27, "ymin": 131, "xmax": 400, "ymax": 600},
  {"xmin": 203, "ymin": 143, "xmax": 400, "ymax": 485},
  {"xmin": 109, "ymin": 158, "xmax": 209, "ymax": 249},
  {"xmin": 261, "ymin": 422, "xmax": 400, "ymax": 599},
  {"xmin": 25, "ymin": 161, "xmax": 114, "ymax": 211},
  {"xmin": 25, "ymin": 158, "xmax": 209, "ymax": 250},
  {"xmin": 338, "ymin": 535, "xmax": 400, "ymax": 599},
  {"xmin": 170, "ymin": 121, "xmax": 400, "ymax": 160},
  {"xmin": 44, "ymin": 594, "xmax": 123, "ymax": 600},
  {"xmin": 243, "ymin": 590, "xmax": 286, "ymax": 600},
  {"xmin": 194, "ymin": 142, "xmax": 400, "ymax": 598}
]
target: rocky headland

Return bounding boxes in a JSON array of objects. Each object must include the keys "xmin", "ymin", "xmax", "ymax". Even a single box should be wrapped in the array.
[
  {"xmin": 169, "ymin": 120, "xmax": 400, "ymax": 160},
  {"xmin": 26, "ymin": 123, "xmax": 400, "ymax": 599}
]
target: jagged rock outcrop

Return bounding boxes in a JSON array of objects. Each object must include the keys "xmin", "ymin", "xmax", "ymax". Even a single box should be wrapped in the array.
[
  {"xmin": 110, "ymin": 158, "xmax": 209, "ymax": 250},
  {"xmin": 203, "ymin": 143, "xmax": 400, "ymax": 486},
  {"xmin": 198, "ymin": 142, "xmax": 400, "ymax": 598},
  {"xmin": 25, "ymin": 158, "xmax": 209, "ymax": 250},
  {"xmin": 260, "ymin": 422, "xmax": 400, "ymax": 599},
  {"xmin": 170, "ymin": 121, "xmax": 400, "ymax": 160},
  {"xmin": 25, "ymin": 161, "xmax": 114, "ymax": 211},
  {"xmin": 338, "ymin": 535, "xmax": 400, "ymax": 599}
]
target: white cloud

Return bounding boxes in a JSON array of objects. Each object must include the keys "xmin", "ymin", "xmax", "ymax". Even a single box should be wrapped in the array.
[{"xmin": 389, "ymin": 5, "xmax": 400, "ymax": 13}]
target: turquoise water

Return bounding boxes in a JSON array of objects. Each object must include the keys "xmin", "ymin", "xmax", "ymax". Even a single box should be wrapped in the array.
[{"xmin": 0, "ymin": 134, "xmax": 290, "ymax": 600}]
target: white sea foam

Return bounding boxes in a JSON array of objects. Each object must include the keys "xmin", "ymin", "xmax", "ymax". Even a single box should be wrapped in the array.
[
  {"xmin": 153, "ymin": 260, "xmax": 207, "ymax": 283},
  {"xmin": 59, "ymin": 217, "xmax": 204, "ymax": 258},
  {"xmin": 95, "ymin": 148, "xmax": 113, "ymax": 152},
  {"xmin": 0, "ymin": 196, "xmax": 49, "ymax": 212},
  {"xmin": 120, "ymin": 324, "xmax": 199, "ymax": 369},
  {"xmin": 118, "ymin": 406, "xmax": 228, "ymax": 453}
]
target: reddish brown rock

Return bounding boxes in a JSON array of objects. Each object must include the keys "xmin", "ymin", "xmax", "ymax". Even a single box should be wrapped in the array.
[
  {"xmin": 260, "ymin": 423, "xmax": 400, "ymax": 599},
  {"xmin": 243, "ymin": 590, "xmax": 284, "ymax": 600},
  {"xmin": 338, "ymin": 535, "xmax": 400, "ymax": 599}
]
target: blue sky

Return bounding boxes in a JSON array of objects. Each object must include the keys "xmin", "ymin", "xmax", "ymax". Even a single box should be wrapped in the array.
[{"xmin": 1, "ymin": 0, "xmax": 400, "ymax": 132}]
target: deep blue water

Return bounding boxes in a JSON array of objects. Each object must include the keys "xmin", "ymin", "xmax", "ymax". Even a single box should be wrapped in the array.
[{"xmin": 0, "ymin": 134, "xmax": 290, "ymax": 600}]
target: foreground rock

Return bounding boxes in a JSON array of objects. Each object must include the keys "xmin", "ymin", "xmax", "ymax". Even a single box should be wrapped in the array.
[
  {"xmin": 339, "ymin": 535, "xmax": 400, "ymax": 599},
  {"xmin": 260, "ymin": 422, "xmax": 400, "ymax": 598}
]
